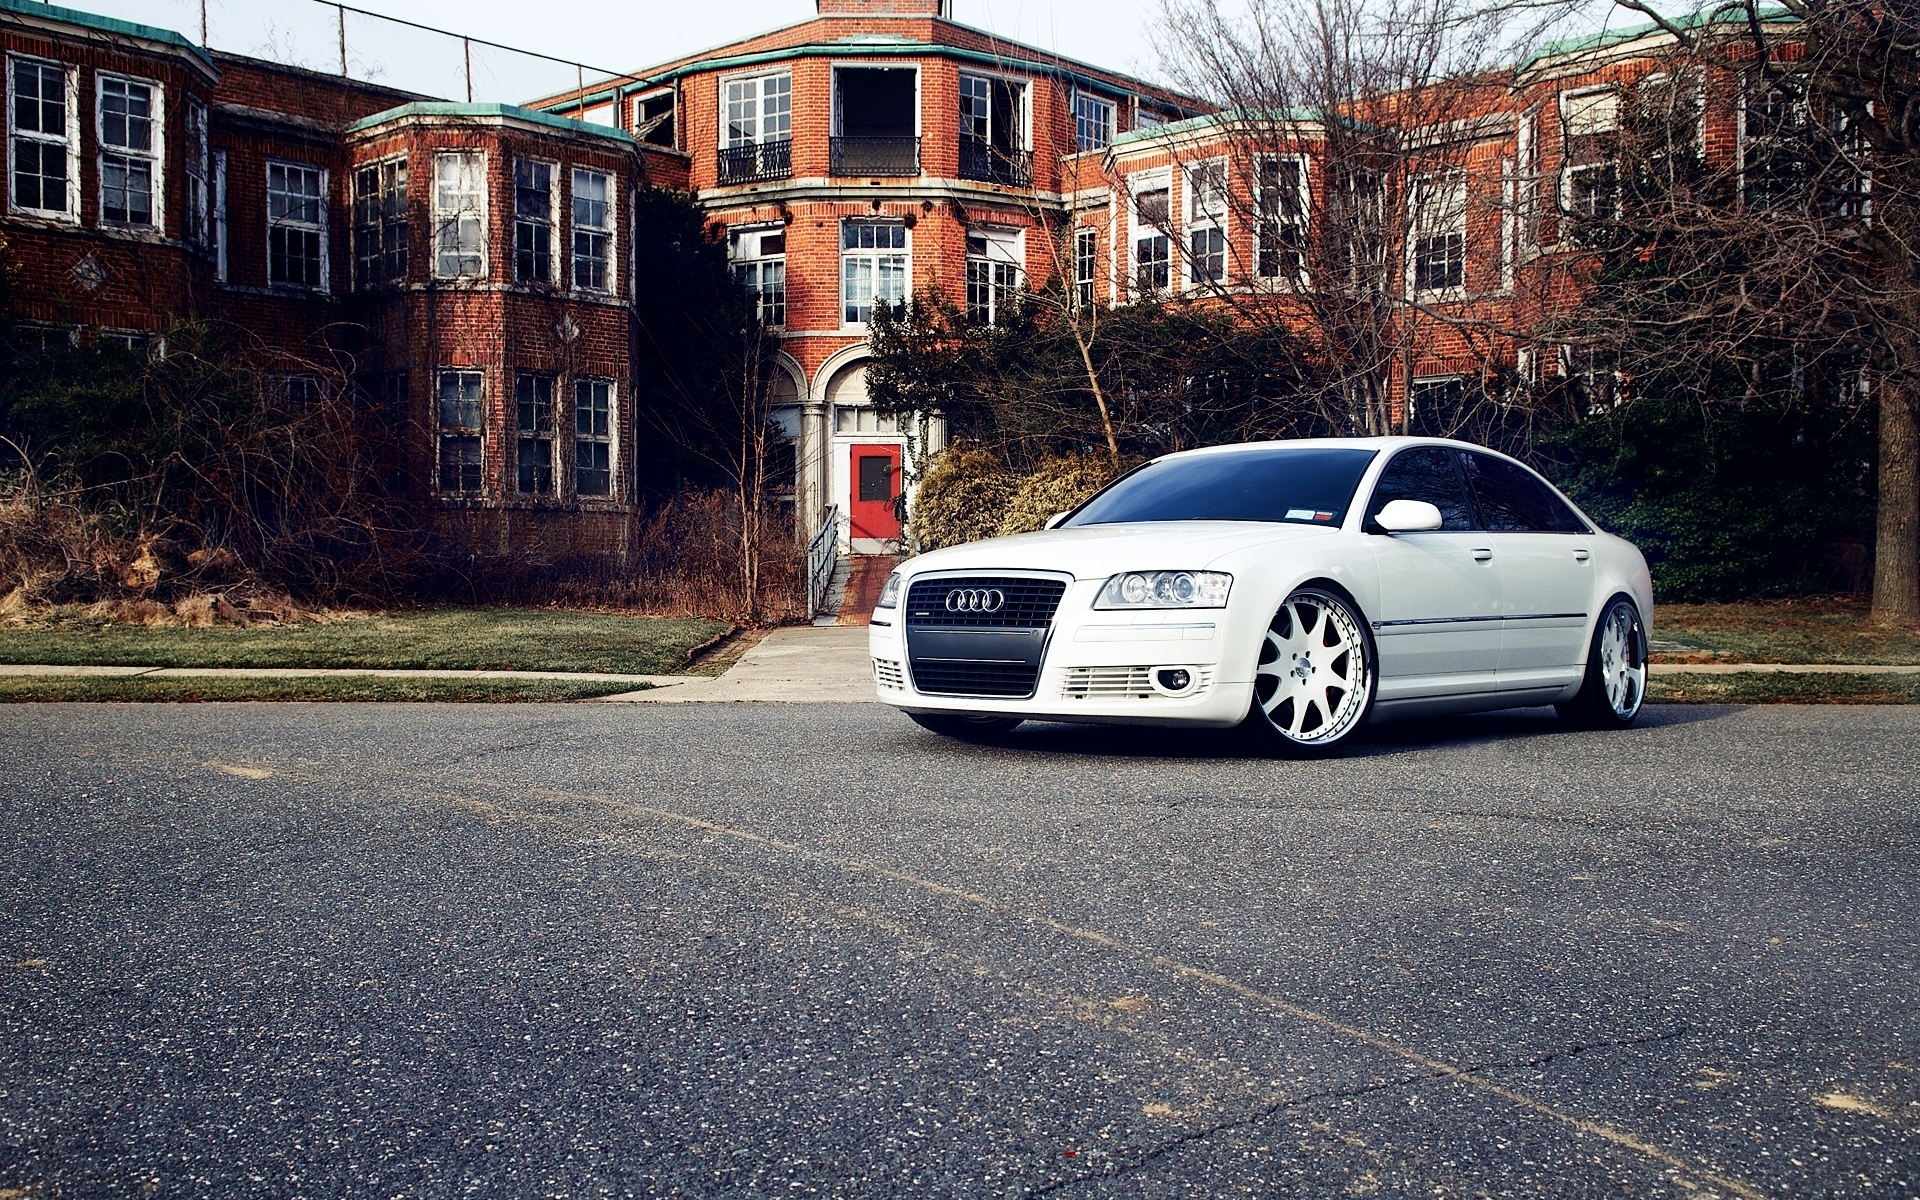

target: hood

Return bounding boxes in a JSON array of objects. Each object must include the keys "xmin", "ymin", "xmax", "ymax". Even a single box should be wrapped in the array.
[{"xmin": 904, "ymin": 521, "xmax": 1337, "ymax": 580}]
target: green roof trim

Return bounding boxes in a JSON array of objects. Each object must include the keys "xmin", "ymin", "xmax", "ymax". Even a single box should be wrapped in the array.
[
  {"xmin": 1523, "ymin": 3, "xmax": 1794, "ymax": 68},
  {"xmin": 346, "ymin": 101, "xmax": 636, "ymax": 144},
  {"xmin": 537, "ymin": 41, "xmax": 1206, "ymax": 123},
  {"xmin": 0, "ymin": 0, "xmax": 215, "ymax": 71}
]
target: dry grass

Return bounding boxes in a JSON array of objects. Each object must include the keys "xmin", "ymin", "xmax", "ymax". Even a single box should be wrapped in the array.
[
  {"xmin": 1649, "ymin": 671, "xmax": 1920, "ymax": 704},
  {"xmin": 1652, "ymin": 598, "xmax": 1920, "ymax": 665},
  {"xmin": 0, "ymin": 675, "xmax": 639, "ymax": 702}
]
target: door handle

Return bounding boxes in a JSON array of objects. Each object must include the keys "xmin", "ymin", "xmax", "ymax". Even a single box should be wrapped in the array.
[
  {"xmin": 1573, "ymin": 548, "xmax": 1591, "ymax": 562},
  {"xmin": 1472, "ymin": 548, "xmax": 1493, "ymax": 562}
]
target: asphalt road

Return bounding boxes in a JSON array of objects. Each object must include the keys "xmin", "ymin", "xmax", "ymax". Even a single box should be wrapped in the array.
[{"xmin": 2, "ymin": 703, "xmax": 1916, "ymax": 1198}]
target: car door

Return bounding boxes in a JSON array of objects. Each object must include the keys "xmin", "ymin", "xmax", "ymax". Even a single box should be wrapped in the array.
[
  {"xmin": 1458, "ymin": 450, "xmax": 1594, "ymax": 687},
  {"xmin": 1364, "ymin": 446, "xmax": 1502, "ymax": 698}
]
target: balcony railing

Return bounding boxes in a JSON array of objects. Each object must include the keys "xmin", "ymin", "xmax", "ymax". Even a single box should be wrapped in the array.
[
  {"xmin": 717, "ymin": 139, "xmax": 792, "ymax": 185},
  {"xmin": 958, "ymin": 141, "xmax": 1034, "ymax": 187},
  {"xmin": 830, "ymin": 136, "xmax": 921, "ymax": 177}
]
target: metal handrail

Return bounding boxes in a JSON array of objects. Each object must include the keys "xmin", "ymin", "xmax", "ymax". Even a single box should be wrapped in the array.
[
  {"xmin": 959, "ymin": 141, "xmax": 1033, "ymax": 187},
  {"xmin": 806, "ymin": 505, "xmax": 839, "ymax": 617},
  {"xmin": 830, "ymin": 136, "xmax": 920, "ymax": 177},
  {"xmin": 718, "ymin": 139, "xmax": 792, "ymax": 185}
]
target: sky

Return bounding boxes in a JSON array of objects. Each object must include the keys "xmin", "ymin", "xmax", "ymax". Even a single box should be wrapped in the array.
[{"xmin": 71, "ymin": 0, "xmax": 1177, "ymax": 107}]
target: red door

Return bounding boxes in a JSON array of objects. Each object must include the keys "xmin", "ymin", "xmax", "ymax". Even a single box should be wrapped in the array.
[{"xmin": 849, "ymin": 445, "xmax": 902, "ymax": 542}]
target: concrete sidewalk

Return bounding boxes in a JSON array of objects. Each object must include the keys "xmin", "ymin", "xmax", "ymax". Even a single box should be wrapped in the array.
[{"xmin": 599, "ymin": 625, "xmax": 875, "ymax": 702}]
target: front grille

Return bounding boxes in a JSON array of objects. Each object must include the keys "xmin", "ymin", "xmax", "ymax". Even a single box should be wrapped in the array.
[
  {"xmin": 909, "ymin": 659, "xmax": 1038, "ymax": 698},
  {"xmin": 905, "ymin": 577, "xmax": 1068, "ymax": 629},
  {"xmin": 873, "ymin": 658, "xmax": 906, "ymax": 690},
  {"xmin": 1062, "ymin": 665, "xmax": 1215, "ymax": 700}
]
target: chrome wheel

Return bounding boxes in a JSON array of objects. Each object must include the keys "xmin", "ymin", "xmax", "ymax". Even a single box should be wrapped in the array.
[
  {"xmin": 1253, "ymin": 588, "xmax": 1374, "ymax": 747},
  {"xmin": 1596, "ymin": 599, "xmax": 1646, "ymax": 719}
]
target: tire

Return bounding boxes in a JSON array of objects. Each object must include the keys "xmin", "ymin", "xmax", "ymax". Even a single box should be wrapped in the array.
[
  {"xmin": 1557, "ymin": 594, "xmax": 1647, "ymax": 729},
  {"xmin": 1244, "ymin": 586, "xmax": 1377, "ymax": 756},
  {"xmin": 907, "ymin": 712, "xmax": 1025, "ymax": 741}
]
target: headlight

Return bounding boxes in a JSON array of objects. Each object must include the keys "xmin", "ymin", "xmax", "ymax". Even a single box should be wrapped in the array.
[
  {"xmin": 876, "ymin": 571, "xmax": 904, "ymax": 608},
  {"xmin": 1093, "ymin": 571, "xmax": 1232, "ymax": 609}
]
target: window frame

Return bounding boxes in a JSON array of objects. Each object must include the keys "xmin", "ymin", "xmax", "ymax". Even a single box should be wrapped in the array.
[
  {"xmin": 514, "ymin": 372, "xmax": 557, "ymax": 496},
  {"xmin": 1073, "ymin": 226, "xmax": 1098, "ymax": 309},
  {"xmin": 570, "ymin": 166, "xmax": 615, "ymax": 295},
  {"xmin": 95, "ymin": 71, "xmax": 164, "ymax": 231},
  {"xmin": 839, "ymin": 217, "xmax": 909, "ymax": 329},
  {"xmin": 1129, "ymin": 167, "xmax": 1172, "ymax": 298},
  {"xmin": 634, "ymin": 88, "xmax": 676, "ymax": 149},
  {"xmin": 7, "ymin": 55, "xmax": 79, "ymax": 222},
  {"xmin": 436, "ymin": 368, "xmax": 486, "ymax": 496},
  {"xmin": 266, "ymin": 159, "xmax": 328, "ymax": 292},
  {"xmin": 720, "ymin": 69, "xmax": 793, "ymax": 150},
  {"xmin": 1184, "ymin": 157, "xmax": 1229, "ymax": 289},
  {"xmin": 352, "ymin": 155, "xmax": 408, "ymax": 290},
  {"xmin": 964, "ymin": 227, "xmax": 1022, "ymax": 326},
  {"xmin": 1559, "ymin": 85, "xmax": 1622, "ymax": 222},
  {"xmin": 512, "ymin": 156, "xmax": 555, "ymax": 286},
  {"xmin": 730, "ymin": 225, "xmax": 787, "ymax": 328},
  {"xmin": 573, "ymin": 377, "xmax": 616, "ymax": 498},
  {"xmin": 432, "ymin": 149, "xmax": 487, "ymax": 281},
  {"xmin": 1254, "ymin": 154, "xmax": 1309, "ymax": 286},
  {"xmin": 1407, "ymin": 171, "xmax": 1467, "ymax": 298},
  {"xmin": 183, "ymin": 98, "xmax": 208, "ymax": 245},
  {"xmin": 1073, "ymin": 91, "xmax": 1115, "ymax": 153}
]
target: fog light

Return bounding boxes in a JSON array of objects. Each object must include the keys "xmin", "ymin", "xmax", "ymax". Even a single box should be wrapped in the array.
[{"xmin": 1155, "ymin": 668, "xmax": 1192, "ymax": 693}]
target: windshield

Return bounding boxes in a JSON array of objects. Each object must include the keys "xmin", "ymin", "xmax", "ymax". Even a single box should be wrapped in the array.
[{"xmin": 1064, "ymin": 446, "xmax": 1378, "ymax": 527}]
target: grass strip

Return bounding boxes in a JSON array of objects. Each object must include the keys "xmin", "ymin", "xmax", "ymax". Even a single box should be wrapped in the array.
[
  {"xmin": 0, "ymin": 675, "xmax": 643, "ymax": 703},
  {"xmin": 1650, "ymin": 671, "xmax": 1920, "ymax": 705},
  {"xmin": 0, "ymin": 608, "xmax": 728, "ymax": 675},
  {"xmin": 1652, "ymin": 600, "xmax": 1920, "ymax": 666}
]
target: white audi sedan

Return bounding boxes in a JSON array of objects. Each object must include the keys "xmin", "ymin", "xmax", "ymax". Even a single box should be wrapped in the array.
[{"xmin": 868, "ymin": 437, "xmax": 1653, "ymax": 753}]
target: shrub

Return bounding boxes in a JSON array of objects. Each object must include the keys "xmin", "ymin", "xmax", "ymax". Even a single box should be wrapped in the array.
[
  {"xmin": 996, "ymin": 454, "xmax": 1122, "ymax": 536},
  {"xmin": 906, "ymin": 443, "xmax": 1018, "ymax": 551}
]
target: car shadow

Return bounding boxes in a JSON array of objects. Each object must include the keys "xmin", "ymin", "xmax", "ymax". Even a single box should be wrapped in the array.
[{"xmin": 902, "ymin": 703, "xmax": 1732, "ymax": 762}]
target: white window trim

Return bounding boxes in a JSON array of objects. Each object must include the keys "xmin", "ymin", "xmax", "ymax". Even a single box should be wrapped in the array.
[
  {"xmin": 1183, "ymin": 157, "xmax": 1229, "ymax": 292},
  {"xmin": 432, "ymin": 149, "xmax": 488, "ymax": 281},
  {"xmin": 1253, "ymin": 153, "xmax": 1311, "ymax": 290},
  {"xmin": 719, "ymin": 69, "xmax": 794, "ymax": 149},
  {"xmin": 352, "ymin": 153, "xmax": 408, "ymax": 290},
  {"xmin": 1128, "ymin": 166, "xmax": 1172, "ymax": 298},
  {"xmin": 212, "ymin": 149, "xmax": 227, "ymax": 281},
  {"xmin": 266, "ymin": 159, "xmax": 329, "ymax": 293},
  {"xmin": 1559, "ymin": 85, "xmax": 1621, "ymax": 219},
  {"xmin": 730, "ymin": 223, "xmax": 787, "ymax": 328},
  {"xmin": 1498, "ymin": 156, "xmax": 1515, "ymax": 293},
  {"xmin": 1406, "ymin": 171, "xmax": 1467, "ymax": 300},
  {"xmin": 570, "ymin": 166, "xmax": 617, "ymax": 296},
  {"xmin": 838, "ymin": 217, "xmax": 911, "ymax": 331},
  {"xmin": 436, "ymin": 367, "xmax": 487, "ymax": 497},
  {"xmin": 1072, "ymin": 225, "xmax": 1099, "ymax": 308},
  {"xmin": 573, "ymin": 377, "xmax": 619, "ymax": 499},
  {"xmin": 1516, "ymin": 107, "xmax": 1540, "ymax": 255},
  {"xmin": 96, "ymin": 71, "xmax": 164, "ymax": 232},
  {"xmin": 1073, "ymin": 90, "xmax": 1116, "ymax": 153},
  {"xmin": 512, "ymin": 156, "xmax": 557, "ymax": 286},
  {"xmin": 965, "ymin": 225, "xmax": 1023, "ymax": 325},
  {"xmin": 958, "ymin": 70, "xmax": 1032, "ymax": 153},
  {"xmin": 633, "ymin": 88, "xmax": 676, "ymax": 149},
  {"xmin": 7, "ymin": 55, "xmax": 79, "ymax": 222}
]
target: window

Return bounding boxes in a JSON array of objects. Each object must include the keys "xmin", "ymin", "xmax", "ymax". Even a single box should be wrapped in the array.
[
  {"xmin": 267, "ymin": 162, "xmax": 326, "ymax": 289},
  {"xmin": 1256, "ymin": 157, "xmax": 1306, "ymax": 281},
  {"xmin": 10, "ymin": 324, "xmax": 74, "ymax": 358},
  {"xmin": 1562, "ymin": 87, "xmax": 1620, "ymax": 220},
  {"xmin": 959, "ymin": 74, "xmax": 1028, "ymax": 184},
  {"xmin": 1562, "ymin": 344, "xmax": 1622, "ymax": 411},
  {"xmin": 1187, "ymin": 160, "xmax": 1227, "ymax": 285},
  {"xmin": 1135, "ymin": 106, "xmax": 1167, "ymax": 130},
  {"xmin": 515, "ymin": 374, "xmax": 555, "ymax": 495},
  {"xmin": 1460, "ymin": 451, "xmax": 1587, "ymax": 533},
  {"xmin": 1410, "ymin": 174, "xmax": 1465, "ymax": 293},
  {"xmin": 437, "ymin": 370, "xmax": 483, "ymax": 494},
  {"xmin": 1073, "ymin": 228, "xmax": 1097, "ymax": 308},
  {"xmin": 1516, "ymin": 108, "xmax": 1541, "ymax": 253},
  {"xmin": 9, "ymin": 57, "xmax": 75, "ymax": 218},
  {"xmin": 841, "ymin": 218, "xmax": 907, "ymax": 325},
  {"xmin": 1365, "ymin": 447, "xmax": 1476, "ymax": 531},
  {"xmin": 1133, "ymin": 182, "xmax": 1170, "ymax": 295},
  {"xmin": 575, "ymin": 378, "xmax": 614, "ymax": 496},
  {"xmin": 98, "ymin": 329, "xmax": 155, "ymax": 358},
  {"xmin": 1742, "ymin": 83, "xmax": 1806, "ymax": 211},
  {"xmin": 965, "ymin": 229, "xmax": 1021, "ymax": 326},
  {"xmin": 184, "ymin": 100, "xmax": 207, "ymax": 244},
  {"xmin": 1408, "ymin": 376, "xmax": 1468, "ymax": 438},
  {"xmin": 513, "ymin": 159, "xmax": 553, "ymax": 284},
  {"xmin": 279, "ymin": 374, "xmax": 326, "ymax": 406},
  {"xmin": 212, "ymin": 150, "xmax": 227, "ymax": 281},
  {"xmin": 98, "ymin": 74, "xmax": 160, "ymax": 227},
  {"xmin": 571, "ymin": 168, "xmax": 612, "ymax": 292},
  {"xmin": 731, "ymin": 228, "xmax": 786, "ymax": 326},
  {"xmin": 635, "ymin": 91, "xmax": 675, "ymax": 148},
  {"xmin": 353, "ymin": 157, "xmax": 407, "ymax": 288},
  {"xmin": 433, "ymin": 151, "xmax": 485, "ymax": 279},
  {"xmin": 1074, "ymin": 92, "xmax": 1114, "ymax": 152},
  {"xmin": 720, "ymin": 71, "xmax": 792, "ymax": 183}
]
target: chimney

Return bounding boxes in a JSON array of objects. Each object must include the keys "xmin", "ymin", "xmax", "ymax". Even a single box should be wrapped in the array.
[{"xmin": 817, "ymin": 0, "xmax": 952, "ymax": 15}]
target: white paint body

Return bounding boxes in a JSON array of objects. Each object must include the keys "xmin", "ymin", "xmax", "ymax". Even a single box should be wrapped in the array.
[{"xmin": 867, "ymin": 437, "xmax": 1654, "ymax": 728}]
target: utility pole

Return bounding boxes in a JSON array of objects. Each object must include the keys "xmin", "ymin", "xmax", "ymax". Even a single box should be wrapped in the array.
[
  {"xmin": 337, "ymin": 3, "xmax": 347, "ymax": 76},
  {"xmin": 464, "ymin": 37, "xmax": 472, "ymax": 102}
]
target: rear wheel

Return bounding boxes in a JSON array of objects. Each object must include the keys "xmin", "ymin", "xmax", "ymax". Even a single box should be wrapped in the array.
[
  {"xmin": 907, "ymin": 712, "xmax": 1025, "ymax": 741},
  {"xmin": 1557, "ymin": 595, "xmax": 1647, "ymax": 729},
  {"xmin": 1245, "ymin": 586, "xmax": 1377, "ymax": 755}
]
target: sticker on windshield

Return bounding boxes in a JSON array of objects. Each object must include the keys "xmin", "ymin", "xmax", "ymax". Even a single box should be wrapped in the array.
[{"xmin": 1285, "ymin": 508, "xmax": 1314, "ymax": 520}]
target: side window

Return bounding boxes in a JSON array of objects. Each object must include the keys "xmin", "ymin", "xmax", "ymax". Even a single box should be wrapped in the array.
[
  {"xmin": 1460, "ymin": 452, "xmax": 1583, "ymax": 531},
  {"xmin": 1366, "ymin": 447, "xmax": 1476, "ymax": 531}
]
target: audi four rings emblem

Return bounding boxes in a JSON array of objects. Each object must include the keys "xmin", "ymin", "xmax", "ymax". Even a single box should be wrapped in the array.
[{"xmin": 946, "ymin": 587, "xmax": 1005, "ymax": 613}]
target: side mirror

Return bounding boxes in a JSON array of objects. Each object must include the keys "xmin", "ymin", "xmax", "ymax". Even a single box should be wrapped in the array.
[
  {"xmin": 1043, "ymin": 511, "xmax": 1071, "ymax": 530},
  {"xmin": 1374, "ymin": 499, "xmax": 1444, "ymax": 533}
]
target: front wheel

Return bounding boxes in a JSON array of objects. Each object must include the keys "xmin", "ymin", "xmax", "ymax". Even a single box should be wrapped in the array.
[
  {"xmin": 1557, "ymin": 595, "xmax": 1647, "ymax": 729},
  {"xmin": 1245, "ymin": 587, "xmax": 1377, "ymax": 755},
  {"xmin": 907, "ymin": 712, "xmax": 1025, "ymax": 741}
]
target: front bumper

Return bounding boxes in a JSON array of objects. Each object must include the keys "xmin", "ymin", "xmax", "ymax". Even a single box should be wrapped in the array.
[{"xmin": 868, "ymin": 576, "xmax": 1254, "ymax": 727}]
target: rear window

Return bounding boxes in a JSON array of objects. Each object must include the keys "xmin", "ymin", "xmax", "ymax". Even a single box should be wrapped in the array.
[{"xmin": 1064, "ymin": 447, "xmax": 1378, "ymax": 527}]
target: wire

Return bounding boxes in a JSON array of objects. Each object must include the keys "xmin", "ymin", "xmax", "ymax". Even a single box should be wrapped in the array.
[{"xmin": 307, "ymin": 0, "xmax": 625, "ymax": 83}]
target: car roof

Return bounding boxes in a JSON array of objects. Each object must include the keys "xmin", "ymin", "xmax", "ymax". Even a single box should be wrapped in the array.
[{"xmin": 1158, "ymin": 436, "xmax": 1494, "ymax": 461}]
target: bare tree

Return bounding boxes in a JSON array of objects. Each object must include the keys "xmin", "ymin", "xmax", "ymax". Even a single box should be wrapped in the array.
[{"xmin": 1549, "ymin": 0, "xmax": 1919, "ymax": 625}]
